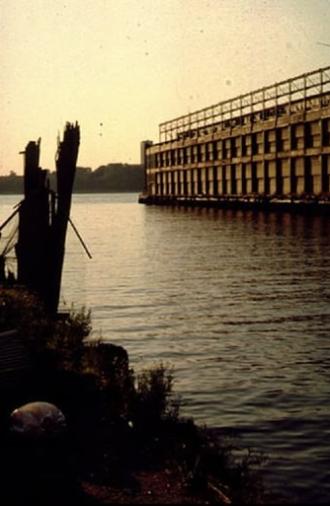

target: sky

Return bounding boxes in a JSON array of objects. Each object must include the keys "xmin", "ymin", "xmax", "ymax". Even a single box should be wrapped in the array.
[{"xmin": 1, "ymin": 0, "xmax": 330, "ymax": 174}]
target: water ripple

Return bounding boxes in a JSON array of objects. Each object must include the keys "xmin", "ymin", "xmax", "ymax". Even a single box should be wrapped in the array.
[{"xmin": 46, "ymin": 193, "xmax": 330, "ymax": 504}]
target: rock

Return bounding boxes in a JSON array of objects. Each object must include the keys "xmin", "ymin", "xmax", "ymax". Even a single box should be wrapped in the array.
[{"xmin": 10, "ymin": 401, "xmax": 66, "ymax": 438}]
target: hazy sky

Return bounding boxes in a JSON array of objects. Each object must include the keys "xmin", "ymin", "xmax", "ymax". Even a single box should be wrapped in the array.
[{"xmin": 1, "ymin": 0, "xmax": 330, "ymax": 174}]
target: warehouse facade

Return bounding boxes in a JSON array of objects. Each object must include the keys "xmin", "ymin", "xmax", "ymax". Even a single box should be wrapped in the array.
[{"xmin": 140, "ymin": 66, "xmax": 330, "ymax": 209}]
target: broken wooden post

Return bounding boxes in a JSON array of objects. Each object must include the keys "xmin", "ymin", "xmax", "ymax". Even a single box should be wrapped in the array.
[
  {"xmin": 16, "ymin": 139, "xmax": 51, "ymax": 303},
  {"xmin": 48, "ymin": 122, "xmax": 80, "ymax": 313},
  {"xmin": 14, "ymin": 122, "xmax": 80, "ymax": 314}
]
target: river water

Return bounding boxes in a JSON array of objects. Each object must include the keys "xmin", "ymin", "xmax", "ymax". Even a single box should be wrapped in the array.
[{"xmin": 1, "ymin": 193, "xmax": 330, "ymax": 503}]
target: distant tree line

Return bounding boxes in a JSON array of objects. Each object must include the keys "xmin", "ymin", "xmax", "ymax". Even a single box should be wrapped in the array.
[{"xmin": 0, "ymin": 164, "xmax": 144, "ymax": 194}]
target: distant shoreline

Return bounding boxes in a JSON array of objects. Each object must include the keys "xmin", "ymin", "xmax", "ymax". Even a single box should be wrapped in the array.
[
  {"xmin": 0, "ymin": 190, "xmax": 141, "ymax": 195},
  {"xmin": 0, "ymin": 163, "xmax": 144, "ymax": 195}
]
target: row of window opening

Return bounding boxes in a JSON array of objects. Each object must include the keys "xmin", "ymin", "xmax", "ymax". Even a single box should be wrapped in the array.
[{"xmin": 148, "ymin": 121, "xmax": 330, "ymax": 168}]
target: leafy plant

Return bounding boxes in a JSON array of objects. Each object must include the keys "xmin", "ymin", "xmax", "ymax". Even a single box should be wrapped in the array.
[
  {"xmin": 133, "ymin": 363, "xmax": 180, "ymax": 427},
  {"xmin": 47, "ymin": 305, "xmax": 92, "ymax": 371}
]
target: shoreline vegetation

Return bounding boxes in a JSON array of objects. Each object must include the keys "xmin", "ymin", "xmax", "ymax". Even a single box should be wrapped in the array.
[
  {"xmin": 0, "ymin": 288, "xmax": 270, "ymax": 505},
  {"xmin": 0, "ymin": 164, "xmax": 144, "ymax": 194}
]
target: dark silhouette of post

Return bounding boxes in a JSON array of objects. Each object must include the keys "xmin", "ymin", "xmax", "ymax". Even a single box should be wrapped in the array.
[
  {"xmin": 16, "ymin": 140, "xmax": 51, "ymax": 303},
  {"xmin": 49, "ymin": 122, "xmax": 80, "ymax": 313},
  {"xmin": 16, "ymin": 123, "xmax": 80, "ymax": 314}
]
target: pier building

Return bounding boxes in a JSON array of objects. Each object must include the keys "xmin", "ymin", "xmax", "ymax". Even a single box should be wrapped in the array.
[{"xmin": 140, "ymin": 66, "xmax": 330, "ymax": 210}]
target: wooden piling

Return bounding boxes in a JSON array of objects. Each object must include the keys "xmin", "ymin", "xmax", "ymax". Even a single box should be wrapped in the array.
[{"xmin": 14, "ymin": 123, "xmax": 80, "ymax": 314}]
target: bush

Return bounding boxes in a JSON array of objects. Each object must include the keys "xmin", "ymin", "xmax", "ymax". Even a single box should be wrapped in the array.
[
  {"xmin": 0, "ymin": 288, "xmax": 93, "ymax": 370},
  {"xmin": 0, "ymin": 287, "xmax": 50, "ymax": 342},
  {"xmin": 133, "ymin": 364, "xmax": 180, "ymax": 427},
  {"xmin": 47, "ymin": 306, "xmax": 92, "ymax": 372}
]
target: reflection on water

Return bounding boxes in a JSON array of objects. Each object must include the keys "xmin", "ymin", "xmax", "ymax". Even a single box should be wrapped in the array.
[{"xmin": 1, "ymin": 193, "xmax": 330, "ymax": 503}]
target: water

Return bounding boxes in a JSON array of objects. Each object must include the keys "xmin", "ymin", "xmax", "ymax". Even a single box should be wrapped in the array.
[{"xmin": 1, "ymin": 193, "xmax": 330, "ymax": 503}]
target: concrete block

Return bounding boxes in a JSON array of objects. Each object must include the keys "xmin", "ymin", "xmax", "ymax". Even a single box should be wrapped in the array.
[
  {"xmin": 296, "ymin": 176, "xmax": 305, "ymax": 194},
  {"xmin": 258, "ymin": 178, "xmax": 266, "ymax": 193},
  {"xmin": 310, "ymin": 121, "xmax": 320, "ymax": 134},
  {"xmin": 283, "ymin": 140, "xmax": 290, "ymax": 151},
  {"xmin": 235, "ymin": 148, "xmax": 242, "ymax": 158},
  {"xmin": 310, "ymin": 157, "xmax": 321, "ymax": 176},
  {"xmin": 283, "ymin": 177, "xmax": 291, "ymax": 194},
  {"xmin": 215, "ymin": 185, "xmax": 222, "ymax": 196},
  {"xmin": 236, "ymin": 180, "xmax": 244, "ymax": 194},
  {"xmin": 269, "ymin": 178, "xmax": 277, "ymax": 194},
  {"xmin": 295, "ymin": 158, "xmax": 305, "ymax": 176},
  {"xmin": 245, "ymin": 164, "xmax": 252, "ymax": 178},
  {"xmin": 313, "ymin": 175, "xmax": 322, "ymax": 194},
  {"xmin": 296, "ymin": 125, "xmax": 304, "ymax": 137},
  {"xmin": 282, "ymin": 159, "xmax": 290, "ymax": 177},
  {"xmin": 246, "ymin": 179, "xmax": 253, "ymax": 193},
  {"xmin": 236, "ymin": 165, "xmax": 243, "ymax": 178},
  {"xmin": 268, "ymin": 161, "xmax": 277, "ymax": 178},
  {"xmin": 268, "ymin": 130, "xmax": 276, "ymax": 141}
]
